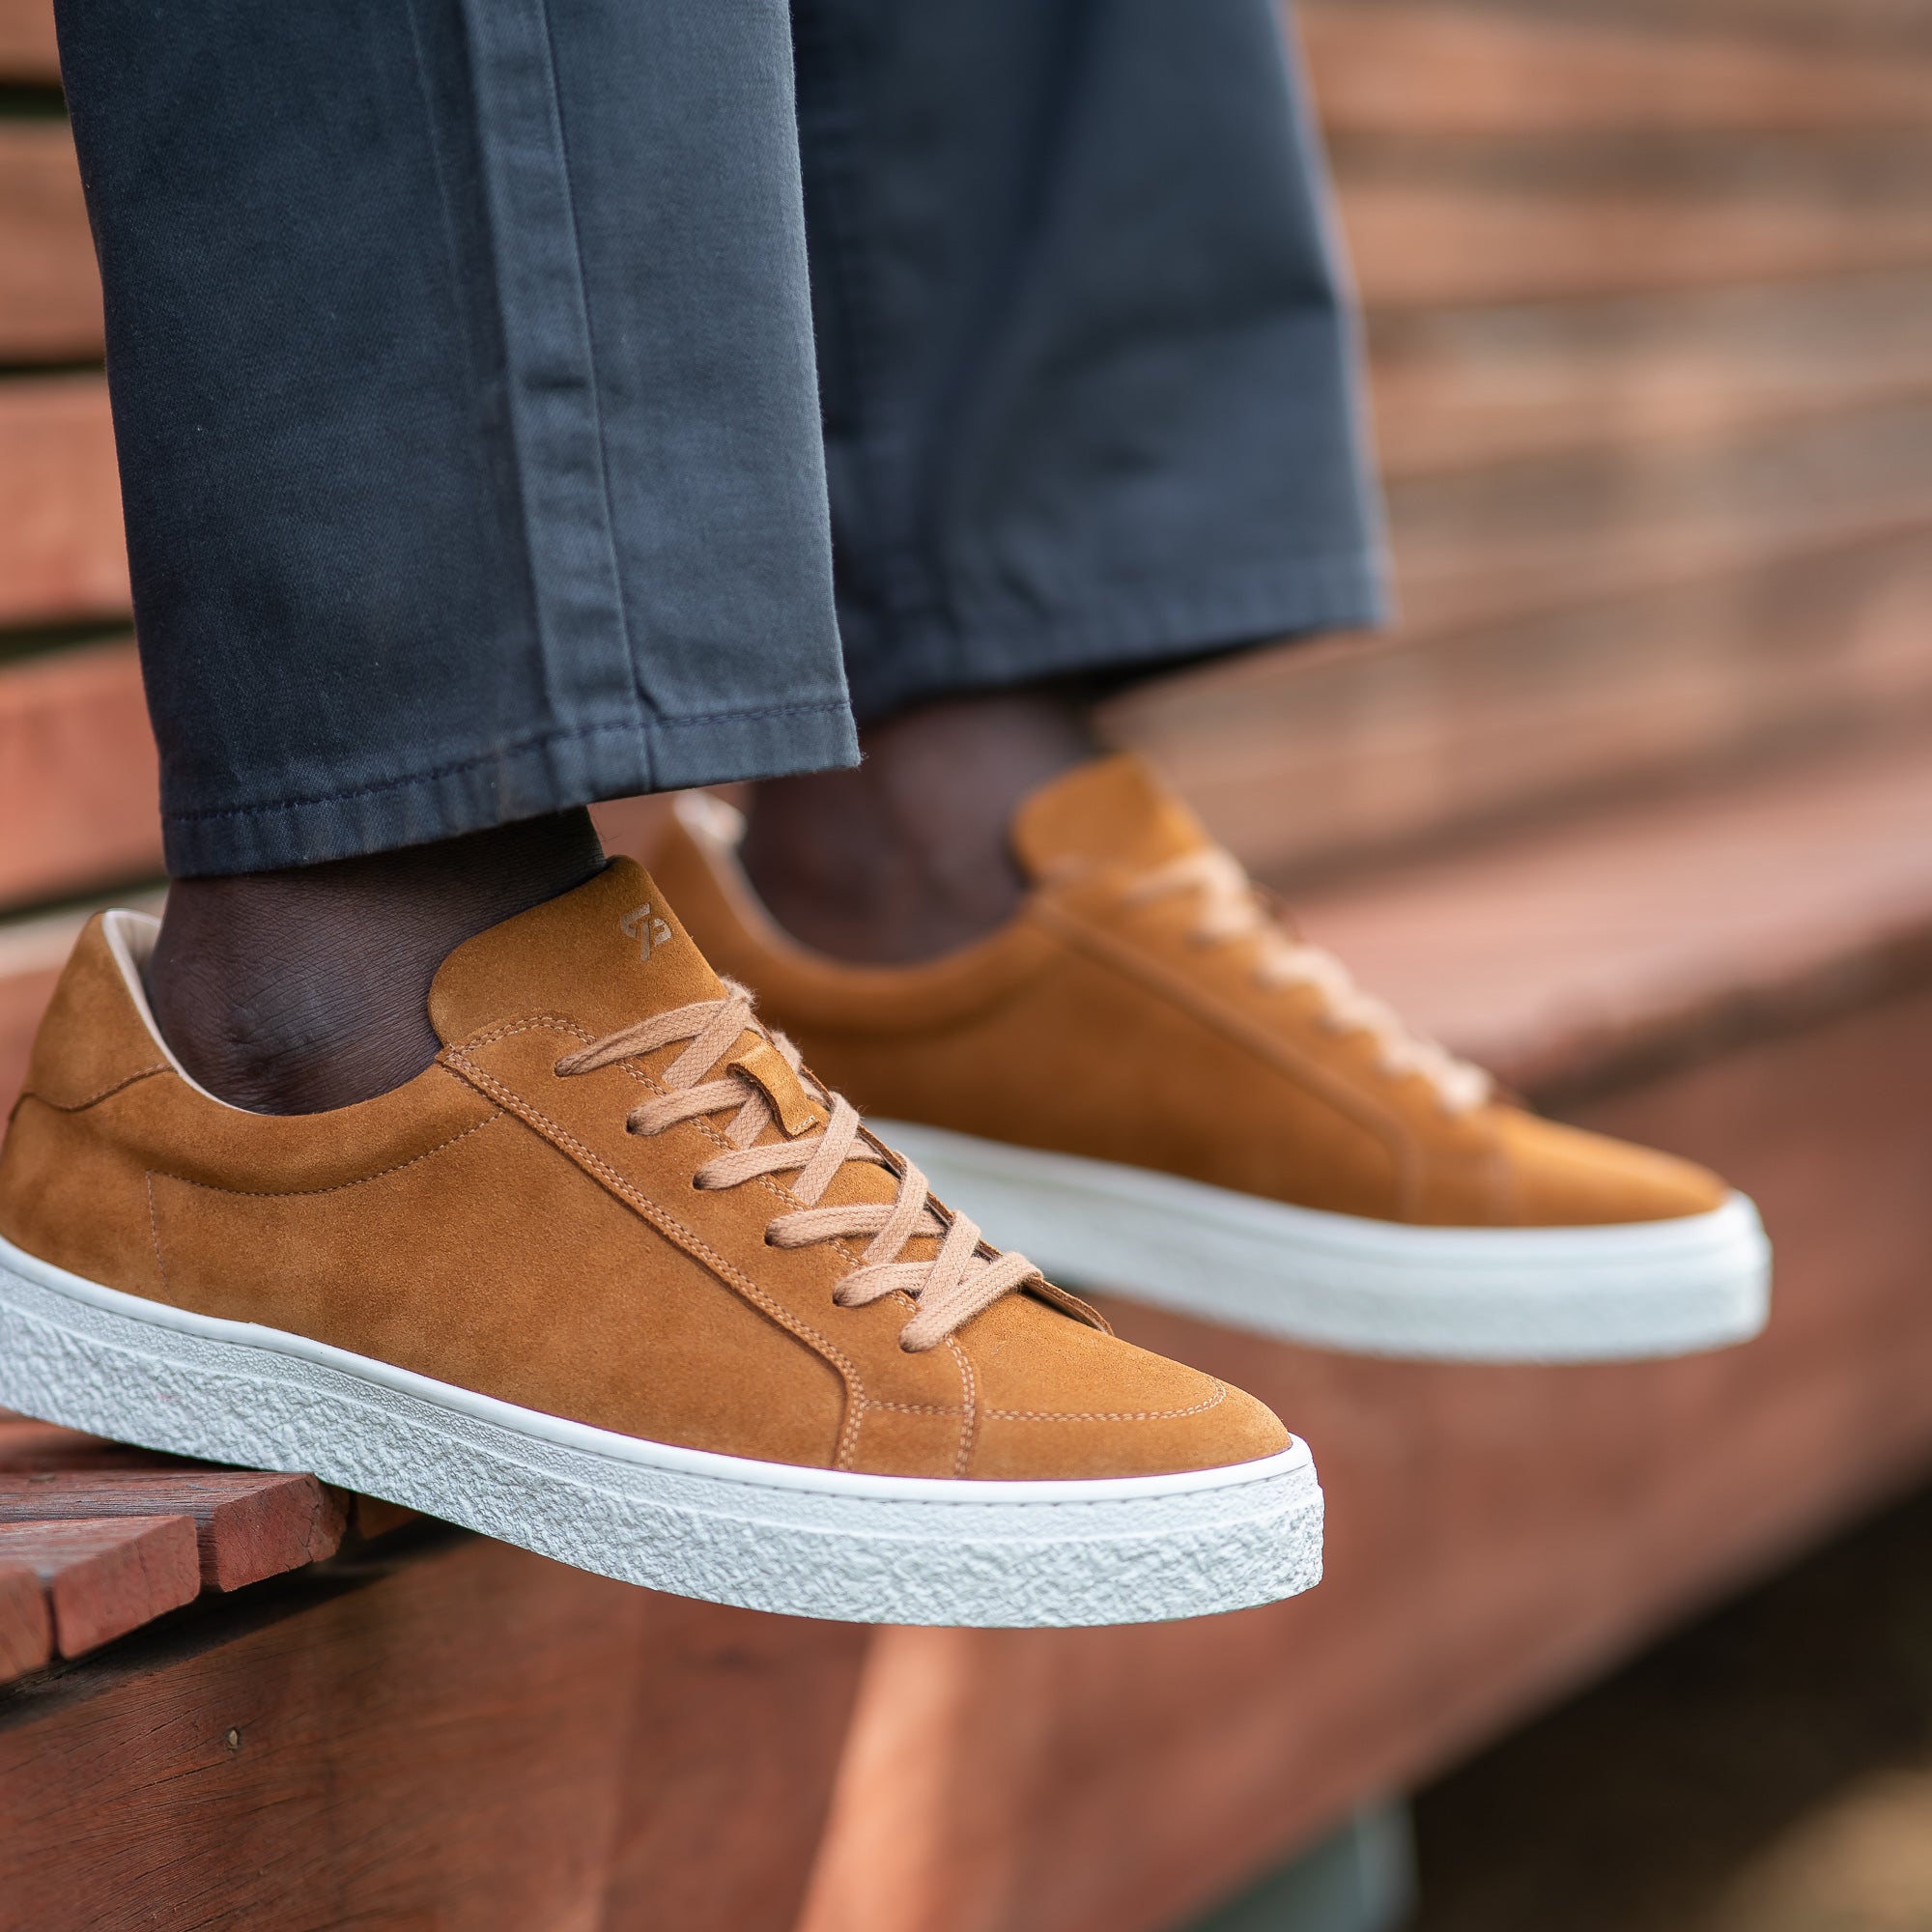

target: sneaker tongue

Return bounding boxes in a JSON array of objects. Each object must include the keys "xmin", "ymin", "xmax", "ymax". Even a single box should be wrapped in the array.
[
  {"xmin": 1009, "ymin": 753, "xmax": 1214, "ymax": 882},
  {"xmin": 428, "ymin": 858, "xmax": 724, "ymax": 1046}
]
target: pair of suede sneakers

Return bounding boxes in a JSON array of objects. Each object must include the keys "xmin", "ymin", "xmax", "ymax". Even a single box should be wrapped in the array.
[{"xmin": 0, "ymin": 757, "xmax": 1770, "ymax": 1628}]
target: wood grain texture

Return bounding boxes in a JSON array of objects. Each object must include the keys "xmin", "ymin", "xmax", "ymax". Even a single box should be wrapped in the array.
[
  {"xmin": 0, "ymin": 379, "xmax": 127, "ymax": 626},
  {"xmin": 0, "ymin": 1515, "xmax": 199, "ymax": 1658},
  {"xmin": 1363, "ymin": 270, "xmax": 1932, "ymax": 480},
  {"xmin": 1110, "ymin": 528, "xmax": 1932, "ymax": 881},
  {"xmin": 0, "ymin": 1563, "xmax": 51, "ymax": 1684},
  {"xmin": 0, "ymin": 1538, "xmax": 869, "ymax": 1932},
  {"xmin": 1289, "ymin": 726, "xmax": 1932, "ymax": 1096},
  {"xmin": 0, "ymin": 640, "xmax": 161, "ymax": 914},
  {"xmin": 0, "ymin": 123, "xmax": 99, "ymax": 361},
  {"xmin": 1336, "ymin": 139, "xmax": 1932, "ymax": 309},
  {"xmin": 0, "ymin": 1421, "xmax": 186, "ymax": 1473},
  {"xmin": 0, "ymin": 0, "xmax": 58, "ymax": 82},
  {"xmin": 1298, "ymin": 0, "xmax": 1932, "ymax": 136},
  {"xmin": 1384, "ymin": 393, "xmax": 1932, "ymax": 639},
  {"xmin": 0, "ymin": 959, "xmax": 58, "ymax": 1123},
  {"xmin": 0, "ymin": 1471, "xmax": 347, "ymax": 1592}
]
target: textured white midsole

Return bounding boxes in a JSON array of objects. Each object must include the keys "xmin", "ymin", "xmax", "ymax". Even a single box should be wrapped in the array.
[
  {"xmin": 871, "ymin": 1121, "xmax": 1773, "ymax": 1363},
  {"xmin": 0, "ymin": 1233, "xmax": 1321, "ymax": 1628}
]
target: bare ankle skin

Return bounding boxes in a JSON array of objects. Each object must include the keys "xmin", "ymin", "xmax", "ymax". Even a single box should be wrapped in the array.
[
  {"xmin": 739, "ymin": 689, "xmax": 1100, "ymax": 966},
  {"xmin": 145, "ymin": 810, "xmax": 607, "ymax": 1114}
]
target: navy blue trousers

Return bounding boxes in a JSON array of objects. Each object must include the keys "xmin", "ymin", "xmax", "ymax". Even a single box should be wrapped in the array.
[{"xmin": 55, "ymin": 0, "xmax": 1385, "ymax": 875}]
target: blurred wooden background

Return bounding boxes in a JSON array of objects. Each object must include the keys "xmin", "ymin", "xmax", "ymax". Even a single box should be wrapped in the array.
[
  {"xmin": 6, "ymin": 6, "xmax": 1932, "ymax": 1931},
  {"xmin": 8, "ymin": 0, "xmax": 1932, "ymax": 952}
]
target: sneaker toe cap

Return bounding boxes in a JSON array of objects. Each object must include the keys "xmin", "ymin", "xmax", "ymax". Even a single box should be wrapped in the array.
[
  {"xmin": 1495, "ymin": 1110, "xmax": 1732, "ymax": 1225},
  {"xmin": 963, "ymin": 1296, "xmax": 1293, "ymax": 1480}
]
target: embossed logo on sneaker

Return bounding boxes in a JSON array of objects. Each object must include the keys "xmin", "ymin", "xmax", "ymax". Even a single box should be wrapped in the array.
[{"xmin": 621, "ymin": 904, "xmax": 674, "ymax": 960}]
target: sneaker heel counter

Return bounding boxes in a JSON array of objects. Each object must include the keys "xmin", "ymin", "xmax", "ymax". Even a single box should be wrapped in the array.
[{"xmin": 0, "ymin": 915, "xmax": 171, "ymax": 1290}]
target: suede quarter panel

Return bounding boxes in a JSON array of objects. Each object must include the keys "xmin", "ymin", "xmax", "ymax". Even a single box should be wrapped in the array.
[{"xmin": 145, "ymin": 1109, "xmax": 847, "ymax": 1465}]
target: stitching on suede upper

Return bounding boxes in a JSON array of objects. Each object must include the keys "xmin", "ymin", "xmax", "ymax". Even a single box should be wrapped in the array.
[
  {"xmin": 144, "ymin": 1112, "xmax": 503, "ymax": 1201},
  {"xmin": 981, "ymin": 1380, "xmax": 1229, "ymax": 1424},
  {"xmin": 24, "ymin": 1065, "xmax": 170, "ymax": 1115},
  {"xmin": 445, "ymin": 1022, "xmax": 870, "ymax": 1468}
]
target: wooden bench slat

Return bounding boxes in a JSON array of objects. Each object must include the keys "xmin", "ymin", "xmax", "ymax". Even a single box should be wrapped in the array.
[
  {"xmin": 0, "ymin": 1420, "xmax": 189, "ymax": 1472},
  {"xmin": 1386, "ymin": 391, "xmax": 1932, "ymax": 639},
  {"xmin": 1290, "ymin": 724, "xmax": 1932, "ymax": 1095},
  {"xmin": 0, "ymin": 1560, "xmax": 52, "ymax": 1683},
  {"xmin": 0, "ymin": 1470, "xmax": 348, "ymax": 1591},
  {"xmin": 1339, "ymin": 145, "xmax": 1932, "ymax": 309},
  {"xmin": 1300, "ymin": 1, "xmax": 1932, "ymax": 138},
  {"xmin": 0, "ymin": 123, "xmax": 99, "ymax": 361},
  {"xmin": 0, "ymin": 0, "xmax": 59, "ymax": 83},
  {"xmin": 0, "ymin": 640, "xmax": 162, "ymax": 913},
  {"xmin": 0, "ymin": 377, "xmax": 128, "ymax": 626},
  {"xmin": 0, "ymin": 1515, "xmax": 199, "ymax": 1658},
  {"xmin": 1366, "ymin": 268, "xmax": 1932, "ymax": 480},
  {"xmin": 1111, "ymin": 526, "xmax": 1932, "ymax": 881}
]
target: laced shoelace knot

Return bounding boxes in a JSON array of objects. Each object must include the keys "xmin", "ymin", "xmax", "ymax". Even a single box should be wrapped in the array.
[{"xmin": 553, "ymin": 984, "xmax": 1039, "ymax": 1350}]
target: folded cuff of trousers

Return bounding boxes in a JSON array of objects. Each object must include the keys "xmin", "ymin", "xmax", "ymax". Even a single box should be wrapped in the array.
[
  {"xmin": 838, "ymin": 546, "xmax": 1389, "ymax": 723},
  {"xmin": 158, "ymin": 698, "xmax": 861, "ymax": 877}
]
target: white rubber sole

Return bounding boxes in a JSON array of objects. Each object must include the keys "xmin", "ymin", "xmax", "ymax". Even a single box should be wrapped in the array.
[
  {"xmin": 872, "ymin": 1121, "xmax": 1773, "ymax": 1363},
  {"xmin": 0, "ymin": 1233, "xmax": 1321, "ymax": 1628}
]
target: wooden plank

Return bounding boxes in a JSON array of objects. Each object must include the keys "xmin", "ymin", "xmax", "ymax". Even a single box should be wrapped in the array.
[
  {"xmin": 0, "ymin": 959, "xmax": 61, "ymax": 1122},
  {"xmin": 0, "ymin": 122, "xmax": 99, "ymax": 361},
  {"xmin": 0, "ymin": 378, "xmax": 128, "ymax": 626},
  {"xmin": 0, "ymin": 1538, "xmax": 870, "ymax": 1932},
  {"xmin": 1364, "ymin": 269, "xmax": 1932, "ymax": 480},
  {"xmin": 0, "ymin": 0, "xmax": 58, "ymax": 82},
  {"xmin": 349, "ymin": 1495, "xmax": 423, "ymax": 1542},
  {"xmin": 0, "ymin": 1515, "xmax": 199, "ymax": 1658},
  {"xmin": 0, "ymin": 640, "xmax": 162, "ymax": 914},
  {"xmin": 589, "ymin": 792, "xmax": 677, "ymax": 866},
  {"xmin": 0, "ymin": 1561, "xmax": 51, "ymax": 1684},
  {"xmin": 0, "ymin": 1421, "xmax": 185, "ymax": 1472},
  {"xmin": 1384, "ymin": 392, "xmax": 1932, "ymax": 639},
  {"xmin": 1298, "ymin": 1, "xmax": 1932, "ymax": 137},
  {"xmin": 1336, "ymin": 141, "xmax": 1932, "ymax": 309},
  {"xmin": 1289, "ymin": 726, "xmax": 1932, "ymax": 1094},
  {"xmin": 0, "ymin": 1470, "xmax": 347, "ymax": 1592},
  {"xmin": 1110, "ymin": 528, "xmax": 1932, "ymax": 881}
]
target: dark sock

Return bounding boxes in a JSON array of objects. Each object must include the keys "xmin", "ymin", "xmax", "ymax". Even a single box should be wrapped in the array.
[
  {"xmin": 740, "ymin": 689, "xmax": 1099, "ymax": 965},
  {"xmin": 145, "ymin": 810, "xmax": 607, "ymax": 1115}
]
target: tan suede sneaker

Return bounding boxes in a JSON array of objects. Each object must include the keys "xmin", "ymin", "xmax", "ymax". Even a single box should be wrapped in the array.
[
  {"xmin": 0, "ymin": 859, "xmax": 1318, "ymax": 1626},
  {"xmin": 654, "ymin": 758, "xmax": 1772, "ymax": 1362}
]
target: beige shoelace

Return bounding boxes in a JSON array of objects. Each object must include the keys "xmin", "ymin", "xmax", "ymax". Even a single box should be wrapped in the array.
[
  {"xmin": 554, "ymin": 985, "xmax": 1039, "ymax": 1351},
  {"xmin": 1124, "ymin": 846, "xmax": 1492, "ymax": 1115}
]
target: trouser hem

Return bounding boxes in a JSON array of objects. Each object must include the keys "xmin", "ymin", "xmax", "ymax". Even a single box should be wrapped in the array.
[{"xmin": 159, "ymin": 699, "xmax": 859, "ymax": 877}]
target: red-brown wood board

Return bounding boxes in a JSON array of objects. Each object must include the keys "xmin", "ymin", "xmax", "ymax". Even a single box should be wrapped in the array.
[
  {"xmin": 0, "ymin": 1471, "xmax": 348, "ymax": 1593},
  {"xmin": 0, "ymin": 1515, "xmax": 200, "ymax": 1657}
]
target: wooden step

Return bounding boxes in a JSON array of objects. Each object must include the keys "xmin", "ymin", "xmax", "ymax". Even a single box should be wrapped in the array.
[
  {"xmin": 0, "ymin": 0, "xmax": 58, "ymax": 82},
  {"xmin": 0, "ymin": 1562, "xmax": 50, "ymax": 1681},
  {"xmin": 1364, "ymin": 269, "xmax": 1932, "ymax": 480},
  {"xmin": 0, "ymin": 123, "xmax": 98, "ymax": 362},
  {"xmin": 0, "ymin": 1470, "xmax": 348, "ymax": 1593},
  {"xmin": 1298, "ymin": 0, "xmax": 1932, "ymax": 137},
  {"xmin": 1107, "ymin": 527, "xmax": 1932, "ymax": 882},
  {"xmin": 1286, "ymin": 725, "xmax": 1932, "ymax": 1097},
  {"xmin": 0, "ymin": 1515, "xmax": 200, "ymax": 1658},
  {"xmin": 0, "ymin": 378, "xmax": 127, "ymax": 627},
  {"xmin": 0, "ymin": 640, "xmax": 161, "ymax": 914}
]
